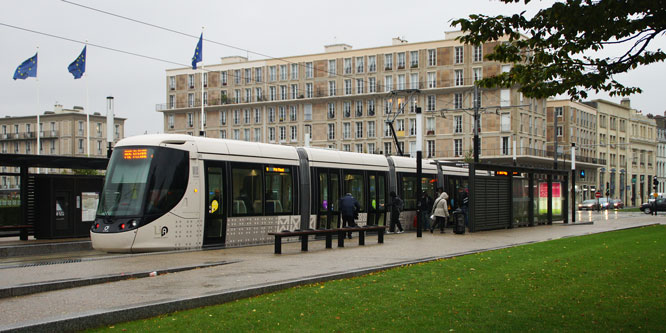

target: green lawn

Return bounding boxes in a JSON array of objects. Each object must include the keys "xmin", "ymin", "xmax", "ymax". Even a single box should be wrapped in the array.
[{"xmin": 92, "ymin": 225, "xmax": 666, "ymax": 332}]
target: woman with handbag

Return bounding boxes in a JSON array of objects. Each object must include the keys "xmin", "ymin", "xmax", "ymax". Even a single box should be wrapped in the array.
[{"xmin": 430, "ymin": 191, "xmax": 449, "ymax": 233}]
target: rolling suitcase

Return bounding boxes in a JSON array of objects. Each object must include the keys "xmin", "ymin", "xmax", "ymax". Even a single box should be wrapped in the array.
[{"xmin": 453, "ymin": 209, "xmax": 465, "ymax": 234}]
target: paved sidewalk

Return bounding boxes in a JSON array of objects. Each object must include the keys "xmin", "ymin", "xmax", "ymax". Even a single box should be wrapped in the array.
[{"xmin": 0, "ymin": 213, "xmax": 662, "ymax": 332}]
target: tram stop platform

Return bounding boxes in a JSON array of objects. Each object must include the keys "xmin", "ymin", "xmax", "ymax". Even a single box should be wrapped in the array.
[{"xmin": 0, "ymin": 212, "xmax": 662, "ymax": 332}]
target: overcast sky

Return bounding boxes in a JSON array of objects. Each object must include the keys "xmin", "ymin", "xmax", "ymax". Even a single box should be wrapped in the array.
[{"xmin": 2, "ymin": 0, "xmax": 665, "ymax": 137}]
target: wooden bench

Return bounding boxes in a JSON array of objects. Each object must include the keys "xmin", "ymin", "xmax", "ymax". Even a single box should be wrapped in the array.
[
  {"xmin": 0, "ymin": 225, "xmax": 33, "ymax": 241},
  {"xmin": 268, "ymin": 225, "xmax": 386, "ymax": 254}
]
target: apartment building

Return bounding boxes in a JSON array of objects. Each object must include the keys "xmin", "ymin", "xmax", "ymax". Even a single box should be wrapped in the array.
[
  {"xmin": 546, "ymin": 100, "xmax": 603, "ymax": 202},
  {"xmin": 0, "ymin": 104, "xmax": 126, "ymax": 189},
  {"xmin": 653, "ymin": 115, "xmax": 666, "ymax": 193},
  {"xmin": 584, "ymin": 99, "xmax": 657, "ymax": 206},
  {"xmin": 160, "ymin": 32, "xmax": 549, "ymax": 167}
]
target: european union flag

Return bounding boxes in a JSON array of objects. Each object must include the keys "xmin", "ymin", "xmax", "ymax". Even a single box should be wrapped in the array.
[
  {"xmin": 192, "ymin": 33, "xmax": 202, "ymax": 69},
  {"xmin": 13, "ymin": 53, "xmax": 38, "ymax": 80},
  {"xmin": 68, "ymin": 46, "xmax": 86, "ymax": 79}
]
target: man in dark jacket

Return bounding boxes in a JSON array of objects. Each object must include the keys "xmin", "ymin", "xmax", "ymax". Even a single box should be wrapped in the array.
[
  {"xmin": 417, "ymin": 191, "xmax": 433, "ymax": 231},
  {"xmin": 387, "ymin": 191, "xmax": 404, "ymax": 233},
  {"xmin": 339, "ymin": 193, "xmax": 360, "ymax": 239}
]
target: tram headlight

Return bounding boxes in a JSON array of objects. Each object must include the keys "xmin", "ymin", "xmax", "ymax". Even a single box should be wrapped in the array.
[
  {"xmin": 130, "ymin": 220, "xmax": 137, "ymax": 228},
  {"xmin": 119, "ymin": 223, "xmax": 126, "ymax": 230}
]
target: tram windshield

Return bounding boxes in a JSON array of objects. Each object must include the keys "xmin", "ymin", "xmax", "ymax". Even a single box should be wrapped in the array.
[{"xmin": 97, "ymin": 146, "xmax": 189, "ymax": 218}]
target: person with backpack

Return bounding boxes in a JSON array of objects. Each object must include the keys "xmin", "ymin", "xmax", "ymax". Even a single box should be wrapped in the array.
[
  {"xmin": 387, "ymin": 191, "xmax": 404, "ymax": 233},
  {"xmin": 430, "ymin": 191, "xmax": 449, "ymax": 233},
  {"xmin": 418, "ymin": 191, "xmax": 433, "ymax": 231},
  {"xmin": 339, "ymin": 192, "xmax": 360, "ymax": 239}
]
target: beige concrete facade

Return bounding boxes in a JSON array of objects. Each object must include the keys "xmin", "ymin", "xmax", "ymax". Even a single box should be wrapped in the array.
[
  {"xmin": 0, "ymin": 104, "xmax": 126, "ymax": 189},
  {"xmin": 546, "ymin": 100, "xmax": 603, "ymax": 202},
  {"xmin": 160, "ymin": 33, "xmax": 550, "ymax": 167}
]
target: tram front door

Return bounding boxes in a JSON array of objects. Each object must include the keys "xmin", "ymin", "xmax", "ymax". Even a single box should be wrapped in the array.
[
  {"xmin": 367, "ymin": 172, "xmax": 387, "ymax": 226},
  {"xmin": 204, "ymin": 162, "xmax": 226, "ymax": 246},
  {"xmin": 316, "ymin": 169, "xmax": 340, "ymax": 229}
]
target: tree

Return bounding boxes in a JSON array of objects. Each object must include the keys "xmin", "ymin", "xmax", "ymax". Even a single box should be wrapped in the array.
[{"xmin": 452, "ymin": 0, "xmax": 666, "ymax": 99}]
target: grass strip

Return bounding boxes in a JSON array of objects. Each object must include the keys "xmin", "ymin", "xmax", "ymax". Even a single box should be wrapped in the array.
[{"xmin": 91, "ymin": 225, "xmax": 666, "ymax": 332}]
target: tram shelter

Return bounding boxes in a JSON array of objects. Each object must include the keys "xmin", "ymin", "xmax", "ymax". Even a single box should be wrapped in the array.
[{"xmin": 0, "ymin": 154, "xmax": 108, "ymax": 239}]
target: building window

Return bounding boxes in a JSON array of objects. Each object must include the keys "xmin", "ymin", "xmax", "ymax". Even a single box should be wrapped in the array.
[
  {"xmin": 221, "ymin": 71, "xmax": 228, "ymax": 85},
  {"xmin": 368, "ymin": 121, "xmax": 375, "ymax": 138},
  {"xmin": 269, "ymin": 66, "xmax": 277, "ymax": 81},
  {"xmin": 356, "ymin": 57, "xmax": 364, "ymax": 73},
  {"xmin": 328, "ymin": 123, "xmax": 335, "ymax": 140},
  {"xmin": 220, "ymin": 110, "xmax": 227, "ymax": 125},
  {"xmin": 473, "ymin": 89, "xmax": 482, "ymax": 107},
  {"xmin": 426, "ymin": 95, "xmax": 436, "ymax": 112},
  {"xmin": 169, "ymin": 76, "xmax": 175, "ymax": 90},
  {"xmin": 290, "ymin": 126, "xmax": 297, "ymax": 141},
  {"xmin": 428, "ymin": 49, "xmax": 436, "ymax": 66},
  {"xmin": 384, "ymin": 142, "xmax": 392, "ymax": 155},
  {"xmin": 254, "ymin": 128, "xmax": 261, "ymax": 142},
  {"xmin": 454, "ymin": 93, "xmax": 463, "ymax": 109},
  {"xmin": 305, "ymin": 62, "xmax": 313, "ymax": 78},
  {"xmin": 268, "ymin": 107, "xmax": 275, "ymax": 123},
  {"xmin": 454, "ymin": 139, "xmax": 462, "ymax": 157},
  {"xmin": 454, "ymin": 46, "xmax": 464, "ymax": 64},
  {"xmin": 368, "ymin": 100, "xmax": 376, "ymax": 116},
  {"xmin": 188, "ymin": 93, "xmax": 194, "ymax": 107},
  {"xmin": 473, "ymin": 67, "xmax": 482, "ymax": 82},
  {"xmin": 343, "ymin": 123, "xmax": 351, "ymax": 139},
  {"xmin": 427, "ymin": 72, "xmax": 436, "ymax": 88},
  {"xmin": 369, "ymin": 55, "xmax": 377, "ymax": 72},
  {"xmin": 280, "ymin": 85, "xmax": 287, "ymax": 100},
  {"xmin": 168, "ymin": 114, "xmax": 174, "ymax": 129},
  {"xmin": 291, "ymin": 84, "xmax": 298, "ymax": 99},
  {"xmin": 280, "ymin": 65, "xmax": 287, "ymax": 81},
  {"xmin": 385, "ymin": 54, "xmax": 393, "ymax": 70},
  {"xmin": 555, "ymin": 107, "xmax": 563, "ymax": 117},
  {"xmin": 203, "ymin": 92, "xmax": 208, "ymax": 106},
  {"xmin": 188, "ymin": 74, "xmax": 194, "ymax": 89},
  {"xmin": 450, "ymin": 115, "xmax": 461, "ymax": 134},
  {"xmin": 344, "ymin": 58, "xmax": 352, "ymax": 74},
  {"xmin": 244, "ymin": 128, "xmax": 251, "ymax": 141},
  {"xmin": 501, "ymin": 136, "xmax": 510, "ymax": 155},
  {"xmin": 356, "ymin": 122, "xmax": 363, "ymax": 138},
  {"xmin": 473, "ymin": 45, "xmax": 483, "ymax": 62},
  {"xmin": 557, "ymin": 126, "xmax": 563, "ymax": 137},
  {"xmin": 328, "ymin": 59, "xmax": 336, "ymax": 76},
  {"xmin": 344, "ymin": 79, "xmax": 352, "ymax": 95},
  {"xmin": 343, "ymin": 102, "xmax": 351, "ymax": 118},
  {"xmin": 355, "ymin": 101, "xmax": 363, "ymax": 117},
  {"xmin": 306, "ymin": 83, "xmax": 313, "ymax": 98},
  {"xmin": 397, "ymin": 74, "xmax": 405, "ymax": 90},
  {"xmin": 278, "ymin": 106, "xmax": 286, "ymax": 122},
  {"xmin": 290, "ymin": 63, "xmax": 298, "ymax": 80},
  {"xmin": 329, "ymin": 81, "xmax": 336, "ymax": 96},
  {"xmin": 427, "ymin": 140, "xmax": 435, "ymax": 158},
  {"xmin": 268, "ymin": 127, "xmax": 275, "ymax": 142},
  {"xmin": 269, "ymin": 86, "xmax": 276, "ymax": 101},
  {"xmin": 369, "ymin": 77, "xmax": 377, "ymax": 93},
  {"xmin": 384, "ymin": 75, "xmax": 393, "ymax": 92},
  {"xmin": 409, "ymin": 118, "xmax": 416, "ymax": 136},
  {"xmin": 203, "ymin": 72, "xmax": 209, "ymax": 87},
  {"xmin": 356, "ymin": 79, "xmax": 365, "ymax": 94},
  {"xmin": 78, "ymin": 139, "xmax": 84, "ymax": 154},
  {"xmin": 501, "ymin": 113, "xmax": 511, "ymax": 132},
  {"xmin": 289, "ymin": 106, "xmax": 297, "ymax": 121},
  {"xmin": 255, "ymin": 68, "xmax": 262, "ymax": 83},
  {"xmin": 455, "ymin": 69, "xmax": 464, "ymax": 86},
  {"xmin": 279, "ymin": 126, "xmax": 286, "ymax": 142},
  {"xmin": 410, "ymin": 73, "xmax": 419, "ymax": 89},
  {"xmin": 244, "ymin": 109, "xmax": 251, "ymax": 124},
  {"xmin": 397, "ymin": 52, "xmax": 405, "ymax": 69},
  {"xmin": 328, "ymin": 103, "xmax": 336, "ymax": 119},
  {"xmin": 233, "ymin": 110, "xmax": 240, "ymax": 125},
  {"xmin": 368, "ymin": 143, "xmax": 376, "ymax": 154},
  {"xmin": 410, "ymin": 51, "xmax": 419, "ymax": 68}
]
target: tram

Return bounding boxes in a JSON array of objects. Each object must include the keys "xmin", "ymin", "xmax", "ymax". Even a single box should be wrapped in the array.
[{"xmin": 91, "ymin": 134, "xmax": 469, "ymax": 252}]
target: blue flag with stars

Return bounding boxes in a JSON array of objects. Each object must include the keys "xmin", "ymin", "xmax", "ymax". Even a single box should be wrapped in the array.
[
  {"xmin": 68, "ymin": 46, "xmax": 86, "ymax": 79},
  {"xmin": 192, "ymin": 33, "xmax": 202, "ymax": 69},
  {"xmin": 13, "ymin": 53, "xmax": 38, "ymax": 80}
]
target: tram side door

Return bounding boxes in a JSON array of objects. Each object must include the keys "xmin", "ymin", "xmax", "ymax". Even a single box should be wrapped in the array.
[
  {"xmin": 367, "ymin": 172, "xmax": 387, "ymax": 226},
  {"xmin": 204, "ymin": 162, "xmax": 226, "ymax": 246},
  {"xmin": 316, "ymin": 169, "xmax": 341, "ymax": 229}
]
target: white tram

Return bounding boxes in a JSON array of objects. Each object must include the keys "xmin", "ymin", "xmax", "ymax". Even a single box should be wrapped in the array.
[{"xmin": 91, "ymin": 134, "xmax": 469, "ymax": 252}]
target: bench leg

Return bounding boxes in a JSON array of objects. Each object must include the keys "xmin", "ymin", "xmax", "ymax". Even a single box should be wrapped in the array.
[
  {"xmin": 338, "ymin": 230, "xmax": 344, "ymax": 247},
  {"xmin": 301, "ymin": 235, "xmax": 308, "ymax": 252},
  {"xmin": 274, "ymin": 236, "xmax": 282, "ymax": 254},
  {"xmin": 359, "ymin": 230, "xmax": 365, "ymax": 246},
  {"xmin": 20, "ymin": 228, "xmax": 28, "ymax": 241},
  {"xmin": 325, "ymin": 233, "xmax": 332, "ymax": 248},
  {"xmin": 378, "ymin": 229, "xmax": 384, "ymax": 243}
]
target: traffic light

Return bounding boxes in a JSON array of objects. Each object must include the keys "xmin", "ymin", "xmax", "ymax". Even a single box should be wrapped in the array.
[
  {"xmin": 654, "ymin": 178, "xmax": 659, "ymax": 191},
  {"xmin": 606, "ymin": 182, "xmax": 610, "ymax": 197},
  {"xmin": 579, "ymin": 170, "xmax": 585, "ymax": 179}
]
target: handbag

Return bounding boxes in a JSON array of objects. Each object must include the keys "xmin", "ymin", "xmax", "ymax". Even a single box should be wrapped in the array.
[{"xmin": 429, "ymin": 214, "xmax": 435, "ymax": 220}]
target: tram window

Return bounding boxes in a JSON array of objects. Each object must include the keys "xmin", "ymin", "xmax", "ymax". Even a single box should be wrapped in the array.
[
  {"xmin": 400, "ymin": 174, "xmax": 418, "ymax": 210},
  {"xmin": 422, "ymin": 176, "xmax": 436, "ymax": 199},
  {"xmin": 343, "ymin": 172, "xmax": 365, "ymax": 211},
  {"xmin": 265, "ymin": 166, "xmax": 293, "ymax": 215},
  {"xmin": 231, "ymin": 166, "xmax": 262, "ymax": 216}
]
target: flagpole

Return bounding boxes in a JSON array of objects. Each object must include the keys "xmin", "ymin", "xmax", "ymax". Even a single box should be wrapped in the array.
[
  {"xmin": 36, "ymin": 46, "xmax": 40, "ymax": 174},
  {"xmin": 200, "ymin": 27, "xmax": 205, "ymax": 137},
  {"xmin": 85, "ymin": 41, "xmax": 90, "ymax": 157}
]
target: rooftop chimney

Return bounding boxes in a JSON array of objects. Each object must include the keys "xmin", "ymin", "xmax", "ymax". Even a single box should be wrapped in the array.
[
  {"xmin": 392, "ymin": 37, "xmax": 408, "ymax": 45},
  {"xmin": 620, "ymin": 98, "xmax": 631, "ymax": 108}
]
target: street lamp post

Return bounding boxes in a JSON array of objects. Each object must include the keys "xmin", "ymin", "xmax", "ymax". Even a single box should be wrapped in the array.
[
  {"xmin": 473, "ymin": 84, "xmax": 480, "ymax": 163},
  {"xmin": 571, "ymin": 143, "xmax": 576, "ymax": 223}
]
